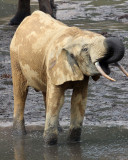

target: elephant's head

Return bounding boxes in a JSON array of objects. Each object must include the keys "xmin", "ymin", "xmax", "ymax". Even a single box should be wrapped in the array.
[{"xmin": 48, "ymin": 28, "xmax": 128, "ymax": 85}]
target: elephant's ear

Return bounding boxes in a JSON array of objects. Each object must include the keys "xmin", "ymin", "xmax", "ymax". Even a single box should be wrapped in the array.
[{"xmin": 48, "ymin": 49, "xmax": 84, "ymax": 85}]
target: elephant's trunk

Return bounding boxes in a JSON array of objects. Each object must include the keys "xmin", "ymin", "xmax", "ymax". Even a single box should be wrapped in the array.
[{"xmin": 104, "ymin": 37, "xmax": 125, "ymax": 64}]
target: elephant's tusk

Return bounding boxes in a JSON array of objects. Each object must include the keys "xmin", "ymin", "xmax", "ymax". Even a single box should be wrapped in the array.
[
  {"xmin": 115, "ymin": 62, "xmax": 128, "ymax": 77},
  {"xmin": 95, "ymin": 62, "xmax": 116, "ymax": 82}
]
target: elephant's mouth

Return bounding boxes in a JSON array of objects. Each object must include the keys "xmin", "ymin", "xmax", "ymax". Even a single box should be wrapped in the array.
[
  {"xmin": 99, "ymin": 61, "xmax": 110, "ymax": 75},
  {"xmin": 95, "ymin": 61, "xmax": 128, "ymax": 82}
]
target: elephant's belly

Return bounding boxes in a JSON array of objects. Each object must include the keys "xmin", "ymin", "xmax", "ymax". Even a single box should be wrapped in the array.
[{"xmin": 20, "ymin": 63, "xmax": 46, "ymax": 91}]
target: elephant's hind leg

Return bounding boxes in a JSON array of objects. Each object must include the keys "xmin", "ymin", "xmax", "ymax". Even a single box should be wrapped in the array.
[
  {"xmin": 68, "ymin": 77, "xmax": 89, "ymax": 142},
  {"xmin": 12, "ymin": 64, "xmax": 28, "ymax": 135}
]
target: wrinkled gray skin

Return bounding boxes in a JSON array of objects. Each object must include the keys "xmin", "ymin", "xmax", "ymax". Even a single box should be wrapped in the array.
[{"xmin": 9, "ymin": 0, "xmax": 56, "ymax": 25}]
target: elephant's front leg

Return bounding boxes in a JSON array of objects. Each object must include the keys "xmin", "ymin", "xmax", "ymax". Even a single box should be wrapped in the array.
[
  {"xmin": 43, "ymin": 82, "xmax": 64, "ymax": 145},
  {"xmin": 69, "ymin": 77, "xmax": 89, "ymax": 142},
  {"xmin": 42, "ymin": 91, "xmax": 63, "ymax": 132}
]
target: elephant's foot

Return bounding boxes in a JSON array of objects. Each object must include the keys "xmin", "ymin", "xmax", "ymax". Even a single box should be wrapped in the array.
[
  {"xmin": 9, "ymin": 11, "xmax": 30, "ymax": 25},
  {"xmin": 43, "ymin": 130, "xmax": 58, "ymax": 145},
  {"xmin": 13, "ymin": 118, "xmax": 26, "ymax": 136},
  {"xmin": 68, "ymin": 128, "xmax": 82, "ymax": 142}
]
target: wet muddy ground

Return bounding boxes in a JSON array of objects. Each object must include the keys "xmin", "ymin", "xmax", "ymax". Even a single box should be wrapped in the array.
[{"xmin": 0, "ymin": 0, "xmax": 128, "ymax": 159}]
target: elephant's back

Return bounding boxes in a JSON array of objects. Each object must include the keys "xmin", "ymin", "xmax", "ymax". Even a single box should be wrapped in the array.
[
  {"xmin": 10, "ymin": 11, "xmax": 67, "ymax": 59},
  {"xmin": 13, "ymin": 11, "xmax": 67, "ymax": 46}
]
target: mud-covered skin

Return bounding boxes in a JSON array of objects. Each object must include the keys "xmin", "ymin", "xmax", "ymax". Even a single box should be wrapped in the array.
[
  {"xmin": 10, "ymin": 0, "xmax": 56, "ymax": 25},
  {"xmin": 10, "ymin": 11, "xmax": 124, "ymax": 144},
  {"xmin": 68, "ymin": 78, "xmax": 89, "ymax": 142}
]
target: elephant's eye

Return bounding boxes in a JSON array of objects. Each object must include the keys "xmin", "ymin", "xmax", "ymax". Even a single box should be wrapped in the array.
[{"xmin": 82, "ymin": 48, "xmax": 88, "ymax": 52}]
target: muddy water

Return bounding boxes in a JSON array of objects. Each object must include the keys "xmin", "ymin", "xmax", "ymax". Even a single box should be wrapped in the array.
[{"xmin": 0, "ymin": 0, "xmax": 128, "ymax": 159}]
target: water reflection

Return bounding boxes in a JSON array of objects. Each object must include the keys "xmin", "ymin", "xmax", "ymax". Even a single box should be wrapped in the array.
[
  {"xmin": 43, "ymin": 146, "xmax": 59, "ymax": 160},
  {"xmin": 11, "ymin": 126, "xmax": 128, "ymax": 160},
  {"xmin": 66, "ymin": 144, "xmax": 83, "ymax": 160},
  {"xmin": 14, "ymin": 138, "xmax": 25, "ymax": 160},
  {"xmin": 13, "ymin": 136, "xmax": 83, "ymax": 160}
]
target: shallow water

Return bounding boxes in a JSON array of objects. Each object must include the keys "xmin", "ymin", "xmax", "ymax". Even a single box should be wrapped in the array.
[
  {"xmin": 1, "ymin": 126, "xmax": 128, "ymax": 160},
  {"xmin": 0, "ymin": 0, "xmax": 128, "ymax": 159}
]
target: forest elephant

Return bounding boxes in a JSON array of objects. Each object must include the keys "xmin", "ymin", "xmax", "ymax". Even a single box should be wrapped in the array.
[
  {"xmin": 10, "ymin": 0, "xmax": 56, "ymax": 25},
  {"xmin": 10, "ymin": 11, "xmax": 128, "ymax": 145}
]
